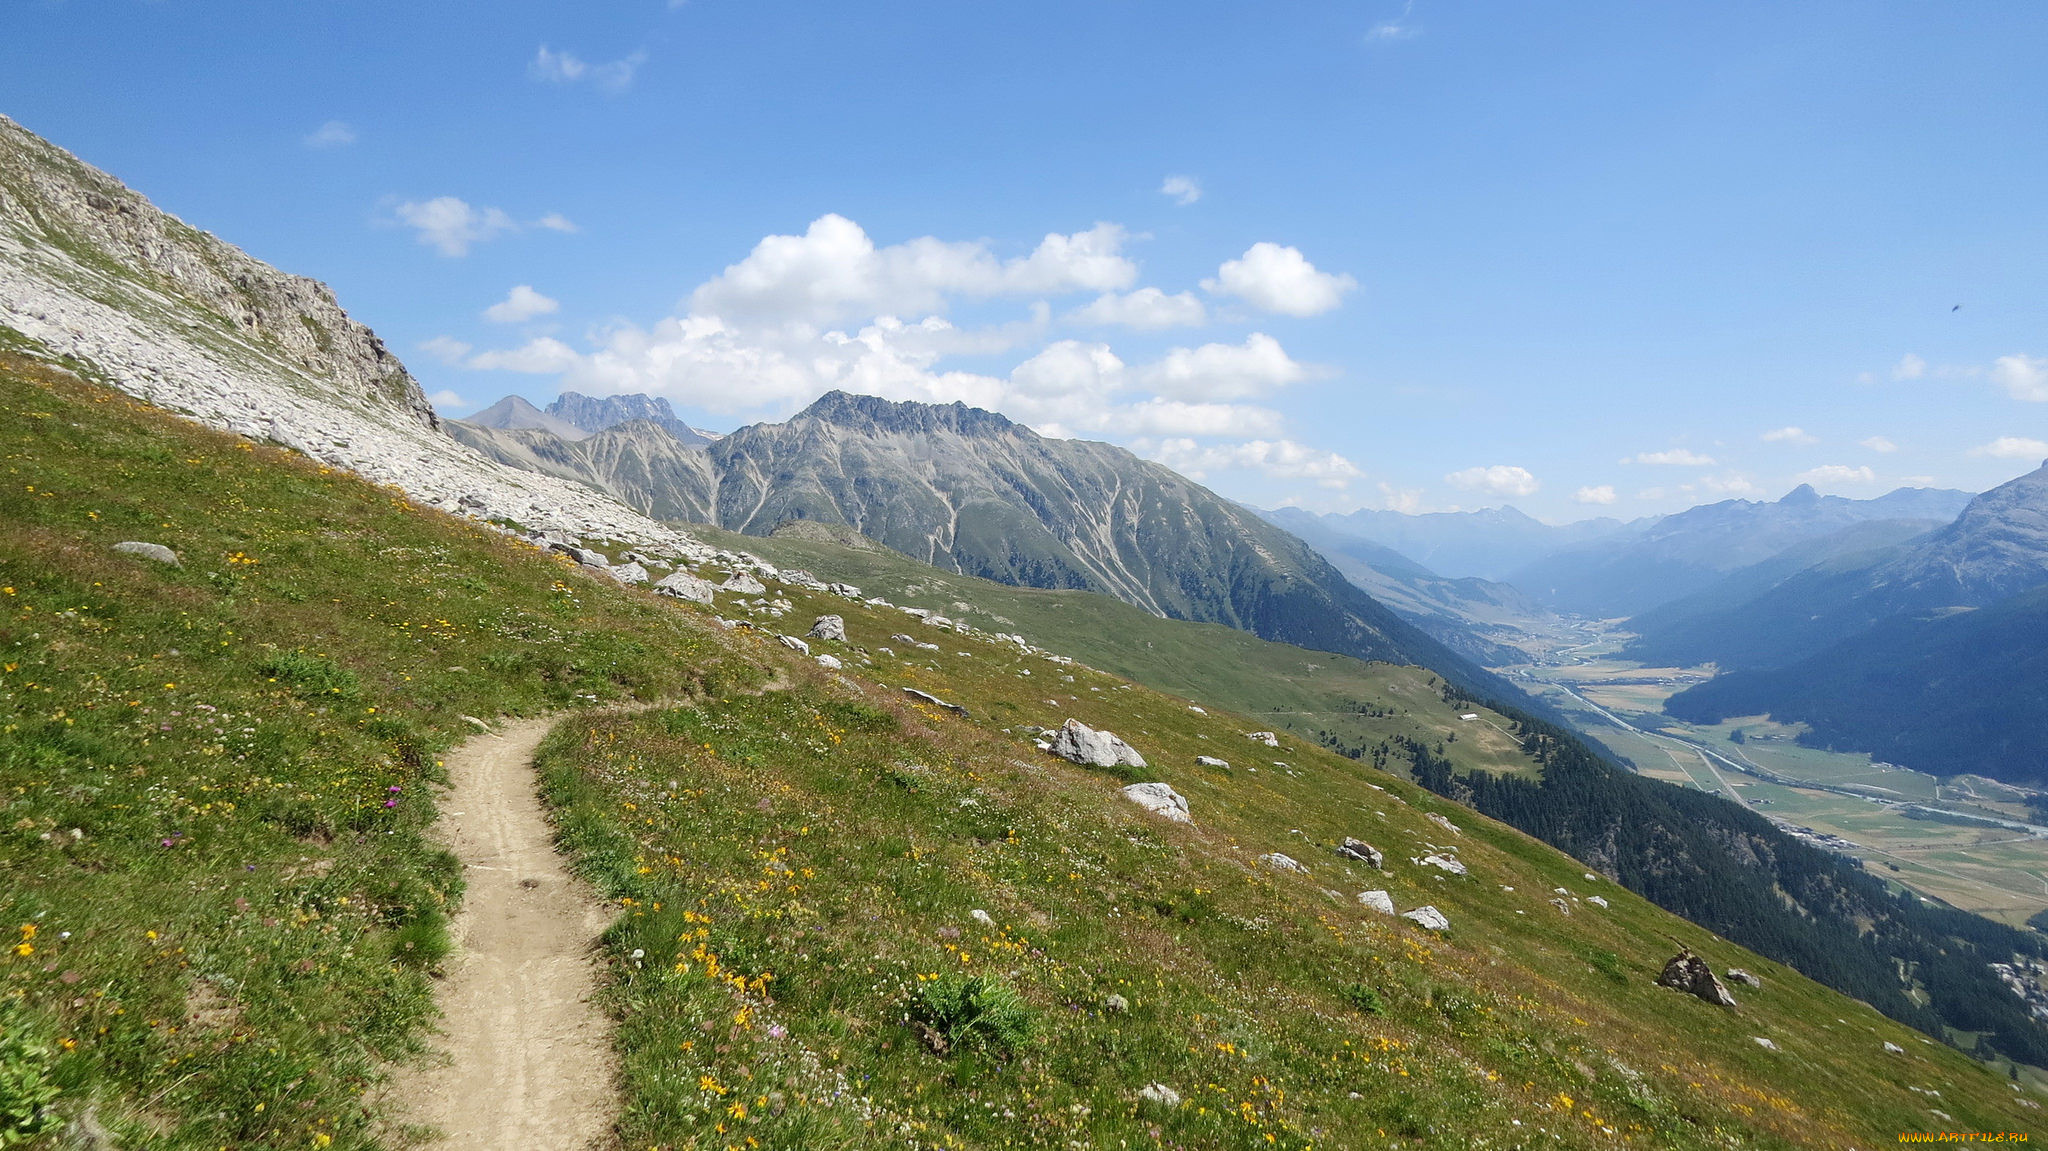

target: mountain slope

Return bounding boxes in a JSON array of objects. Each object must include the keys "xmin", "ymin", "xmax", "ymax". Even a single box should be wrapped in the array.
[
  {"xmin": 1508, "ymin": 484, "xmax": 1975, "ymax": 617},
  {"xmin": 1635, "ymin": 463, "xmax": 2048, "ymax": 672},
  {"xmin": 459, "ymin": 390, "xmax": 1520, "ymax": 704},
  {"xmin": 464, "ymin": 393, "xmax": 593, "ymax": 440}
]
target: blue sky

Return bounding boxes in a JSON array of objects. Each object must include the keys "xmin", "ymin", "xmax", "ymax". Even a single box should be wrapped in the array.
[{"xmin": 6, "ymin": 2, "xmax": 2046, "ymax": 520}]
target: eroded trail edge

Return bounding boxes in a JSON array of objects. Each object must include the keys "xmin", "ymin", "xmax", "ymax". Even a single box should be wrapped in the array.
[{"xmin": 400, "ymin": 717, "xmax": 615, "ymax": 1149}]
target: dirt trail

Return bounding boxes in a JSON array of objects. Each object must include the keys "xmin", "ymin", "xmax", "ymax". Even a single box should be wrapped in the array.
[{"xmin": 401, "ymin": 717, "xmax": 616, "ymax": 1149}]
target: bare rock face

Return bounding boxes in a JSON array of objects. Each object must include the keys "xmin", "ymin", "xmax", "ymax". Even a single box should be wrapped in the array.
[
  {"xmin": 1657, "ymin": 949, "xmax": 1738, "ymax": 1008},
  {"xmin": 1047, "ymin": 719, "xmax": 1146, "ymax": 769},
  {"xmin": 0, "ymin": 114, "xmax": 720, "ymax": 562}
]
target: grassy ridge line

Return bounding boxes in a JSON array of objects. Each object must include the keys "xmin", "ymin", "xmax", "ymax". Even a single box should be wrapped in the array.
[
  {"xmin": 533, "ymin": 580, "xmax": 2031, "ymax": 1144},
  {"xmin": 0, "ymin": 350, "xmax": 766, "ymax": 1147}
]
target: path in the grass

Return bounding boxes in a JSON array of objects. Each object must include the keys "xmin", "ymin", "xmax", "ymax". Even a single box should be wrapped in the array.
[{"xmin": 404, "ymin": 716, "xmax": 615, "ymax": 1149}]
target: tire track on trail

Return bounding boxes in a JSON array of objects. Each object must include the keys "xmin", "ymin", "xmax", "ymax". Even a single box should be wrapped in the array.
[{"xmin": 398, "ymin": 716, "xmax": 616, "ymax": 1149}]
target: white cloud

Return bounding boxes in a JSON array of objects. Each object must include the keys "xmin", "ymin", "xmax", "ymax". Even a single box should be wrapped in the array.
[
  {"xmin": 1696, "ymin": 472, "xmax": 1764, "ymax": 498},
  {"xmin": 1969, "ymin": 436, "xmax": 2048, "ymax": 460},
  {"xmin": 1992, "ymin": 354, "xmax": 2048, "ymax": 401},
  {"xmin": 418, "ymin": 336, "xmax": 473, "ymax": 365},
  {"xmin": 1573, "ymin": 484, "xmax": 1617, "ymax": 505},
  {"xmin": 1861, "ymin": 435, "xmax": 1898, "ymax": 453},
  {"xmin": 467, "ymin": 336, "xmax": 581, "ymax": 374},
  {"xmin": 1378, "ymin": 482, "xmax": 1424, "ymax": 513},
  {"xmin": 303, "ymin": 120, "xmax": 356, "ymax": 149},
  {"xmin": 1445, "ymin": 465, "xmax": 1539, "ymax": 499},
  {"xmin": 483, "ymin": 285, "xmax": 561, "ymax": 324},
  {"xmin": 427, "ymin": 389, "xmax": 467, "ymax": 410},
  {"xmin": 1203, "ymin": 242, "xmax": 1356, "ymax": 317},
  {"xmin": 535, "ymin": 213, "xmax": 580, "ymax": 234},
  {"xmin": 1160, "ymin": 175, "xmax": 1202, "ymax": 206},
  {"xmin": 1118, "ymin": 400, "xmax": 1286, "ymax": 439},
  {"xmin": 530, "ymin": 46, "xmax": 646, "ymax": 92},
  {"xmin": 1133, "ymin": 333, "xmax": 1306, "ymax": 401},
  {"xmin": 1760, "ymin": 426, "xmax": 1816, "ymax": 445},
  {"xmin": 1367, "ymin": 1, "xmax": 1419, "ymax": 41},
  {"xmin": 1147, "ymin": 438, "xmax": 1362, "ymax": 489},
  {"xmin": 394, "ymin": 197, "xmax": 517, "ymax": 257},
  {"xmin": 1068, "ymin": 288, "xmax": 1207, "ymax": 330},
  {"xmin": 1626, "ymin": 448, "xmax": 1717, "ymax": 466},
  {"xmin": 1892, "ymin": 353, "xmax": 1927, "ymax": 381},
  {"xmin": 688, "ymin": 214, "xmax": 1137, "ymax": 325},
  {"xmin": 1794, "ymin": 464, "xmax": 1879, "ymax": 489}
]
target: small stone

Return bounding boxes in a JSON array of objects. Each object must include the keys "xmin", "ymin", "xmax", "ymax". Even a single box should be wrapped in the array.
[
  {"xmin": 1884, "ymin": 1041, "xmax": 1905, "ymax": 1054},
  {"xmin": 1726, "ymin": 968, "xmax": 1761, "ymax": 988},
  {"xmin": 776, "ymin": 634, "xmax": 811, "ymax": 655},
  {"xmin": 1752, "ymin": 1036, "xmax": 1778, "ymax": 1051},
  {"xmin": 1401, "ymin": 905, "xmax": 1450, "ymax": 932},
  {"xmin": 1137, "ymin": 1083, "xmax": 1181, "ymax": 1109},
  {"xmin": 1419, "ymin": 853, "xmax": 1467, "ymax": 876},
  {"xmin": 113, "ymin": 541, "xmax": 179, "ymax": 566},
  {"xmin": 1335, "ymin": 838, "xmax": 1383, "ymax": 868},
  {"xmin": 815, "ymin": 653, "xmax": 842, "ymax": 670},
  {"xmin": 1425, "ymin": 812, "xmax": 1461, "ymax": 835},
  {"xmin": 1357, "ymin": 890, "xmax": 1395, "ymax": 914},
  {"xmin": 1549, "ymin": 897, "xmax": 1572, "ymax": 915},
  {"xmin": 608, "ymin": 561, "xmax": 650, "ymax": 584},
  {"xmin": 1258, "ymin": 852, "xmax": 1308, "ymax": 874},
  {"xmin": 1195, "ymin": 755, "xmax": 1230, "ymax": 769},
  {"xmin": 1120, "ymin": 782, "xmax": 1190, "ymax": 823},
  {"xmin": 1586, "ymin": 895, "xmax": 1609, "ymax": 909},
  {"xmin": 1244, "ymin": 730, "xmax": 1280, "ymax": 747},
  {"xmin": 970, "ymin": 909, "xmax": 994, "ymax": 926},
  {"xmin": 1104, "ymin": 993, "xmax": 1130, "ymax": 1013}
]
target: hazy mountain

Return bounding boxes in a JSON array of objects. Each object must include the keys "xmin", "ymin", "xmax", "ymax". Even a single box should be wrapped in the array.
[
  {"xmin": 1636, "ymin": 464, "xmax": 2048, "ymax": 671},
  {"xmin": 545, "ymin": 390, "xmax": 720, "ymax": 446},
  {"xmin": 1259, "ymin": 505, "xmax": 1549, "ymax": 665},
  {"xmin": 465, "ymin": 394, "xmax": 593, "ymax": 440},
  {"xmin": 1299, "ymin": 505, "xmax": 1630, "ymax": 580},
  {"xmin": 457, "ymin": 391, "xmax": 1519, "ymax": 701},
  {"xmin": 1506, "ymin": 484, "xmax": 1975, "ymax": 618}
]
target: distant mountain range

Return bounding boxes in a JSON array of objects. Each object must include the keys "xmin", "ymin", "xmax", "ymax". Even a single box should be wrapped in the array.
[
  {"xmin": 466, "ymin": 391, "xmax": 720, "ymax": 447},
  {"xmin": 1293, "ymin": 505, "xmax": 1629, "ymax": 581},
  {"xmin": 453, "ymin": 391, "xmax": 1520, "ymax": 703}
]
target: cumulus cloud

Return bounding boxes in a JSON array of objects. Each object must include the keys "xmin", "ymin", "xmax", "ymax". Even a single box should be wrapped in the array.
[
  {"xmin": 1445, "ymin": 465, "xmax": 1539, "ymax": 499},
  {"xmin": 1378, "ymin": 482, "xmax": 1424, "ymax": 513},
  {"xmin": 1573, "ymin": 484, "xmax": 1617, "ymax": 505},
  {"xmin": 1794, "ymin": 464, "xmax": 1878, "ymax": 489},
  {"xmin": 1892, "ymin": 353, "xmax": 1927, "ymax": 381},
  {"xmin": 1861, "ymin": 435, "xmax": 1898, "ymax": 453},
  {"xmin": 536, "ymin": 213, "xmax": 580, "ymax": 234},
  {"xmin": 1993, "ymin": 354, "xmax": 2048, "ymax": 401},
  {"xmin": 1160, "ymin": 175, "xmax": 1202, "ymax": 206},
  {"xmin": 483, "ymin": 285, "xmax": 560, "ymax": 324},
  {"xmin": 303, "ymin": 120, "xmax": 356, "ymax": 149},
  {"xmin": 532, "ymin": 46, "xmax": 646, "ymax": 92},
  {"xmin": 1133, "ymin": 333, "xmax": 1306, "ymax": 401},
  {"xmin": 467, "ymin": 336, "xmax": 581, "ymax": 374},
  {"xmin": 1203, "ymin": 243, "xmax": 1356, "ymax": 316},
  {"xmin": 426, "ymin": 389, "xmax": 467, "ymax": 410},
  {"xmin": 1969, "ymin": 436, "xmax": 2048, "ymax": 460},
  {"xmin": 1760, "ymin": 426, "xmax": 1816, "ymax": 445},
  {"xmin": 1625, "ymin": 448, "xmax": 1717, "ymax": 466},
  {"xmin": 1147, "ymin": 438, "xmax": 1362, "ymax": 488},
  {"xmin": 394, "ymin": 197, "xmax": 517, "ymax": 257},
  {"xmin": 689, "ymin": 214, "xmax": 1137, "ymax": 325},
  {"xmin": 1068, "ymin": 288, "xmax": 1206, "ymax": 330},
  {"xmin": 418, "ymin": 336, "xmax": 473, "ymax": 365}
]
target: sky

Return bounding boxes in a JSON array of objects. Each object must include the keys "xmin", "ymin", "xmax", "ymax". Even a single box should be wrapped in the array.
[{"xmin": 5, "ymin": 2, "xmax": 2046, "ymax": 521}]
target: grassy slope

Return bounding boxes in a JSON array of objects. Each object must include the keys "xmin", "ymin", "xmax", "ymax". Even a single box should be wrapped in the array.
[
  {"xmin": 0, "ymin": 351, "xmax": 2034, "ymax": 1146},
  {"xmin": 689, "ymin": 523, "xmax": 1541, "ymax": 782},
  {"xmin": 0, "ymin": 350, "xmax": 763, "ymax": 1147}
]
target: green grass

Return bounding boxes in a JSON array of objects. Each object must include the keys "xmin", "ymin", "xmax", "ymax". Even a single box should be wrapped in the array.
[
  {"xmin": 1, "ymin": 349, "xmax": 2041, "ymax": 1146},
  {"xmin": 0, "ymin": 351, "xmax": 761, "ymax": 1146}
]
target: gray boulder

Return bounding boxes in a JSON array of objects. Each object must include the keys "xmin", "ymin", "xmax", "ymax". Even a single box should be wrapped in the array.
[
  {"xmin": 1047, "ymin": 719, "xmax": 1146, "ymax": 769},
  {"xmin": 807, "ymin": 614, "xmax": 846, "ymax": 642},
  {"xmin": 112, "ymin": 541, "xmax": 179, "ymax": 566},
  {"xmin": 1137, "ymin": 1083, "xmax": 1182, "ymax": 1109},
  {"xmin": 776, "ymin": 634, "xmax": 811, "ymax": 655},
  {"xmin": 652, "ymin": 571, "xmax": 719, "ymax": 605},
  {"xmin": 1194, "ymin": 755, "xmax": 1230, "ymax": 769},
  {"xmin": 903, "ymin": 687, "xmax": 969, "ymax": 717},
  {"xmin": 1657, "ymin": 948, "xmax": 1738, "ymax": 1008},
  {"xmin": 1401, "ymin": 905, "xmax": 1451, "ymax": 932},
  {"xmin": 1357, "ymin": 890, "xmax": 1396, "ymax": 915},
  {"xmin": 1419, "ymin": 853, "xmax": 1467, "ymax": 876},
  {"xmin": 1120, "ymin": 782, "xmax": 1190, "ymax": 823},
  {"xmin": 608, "ymin": 562, "xmax": 650, "ymax": 585},
  {"xmin": 816, "ymin": 653, "xmax": 843, "ymax": 671},
  {"xmin": 1726, "ymin": 968, "xmax": 1762, "ymax": 988},
  {"xmin": 722, "ymin": 571, "xmax": 767, "ymax": 595},
  {"xmin": 1335, "ymin": 838, "xmax": 1383, "ymax": 868},
  {"xmin": 1259, "ymin": 852, "xmax": 1308, "ymax": 874},
  {"xmin": 1244, "ymin": 730, "xmax": 1280, "ymax": 747}
]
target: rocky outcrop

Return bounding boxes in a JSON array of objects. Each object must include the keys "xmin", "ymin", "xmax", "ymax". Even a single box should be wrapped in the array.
[
  {"xmin": 1335, "ymin": 838, "xmax": 1383, "ymax": 868},
  {"xmin": 1047, "ymin": 719, "xmax": 1146, "ymax": 769},
  {"xmin": 1657, "ymin": 949, "xmax": 1738, "ymax": 1008}
]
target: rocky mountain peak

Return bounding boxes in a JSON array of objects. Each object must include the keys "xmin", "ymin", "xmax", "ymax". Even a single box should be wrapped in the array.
[
  {"xmin": 545, "ymin": 391, "xmax": 716, "ymax": 446},
  {"xmin": 1779, "ymin": 483, "xmax": 1821, "ymax": 506},
  {"xmin": 794, "ymin": 389, "xmax": 1022, "ymax": 439}
]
